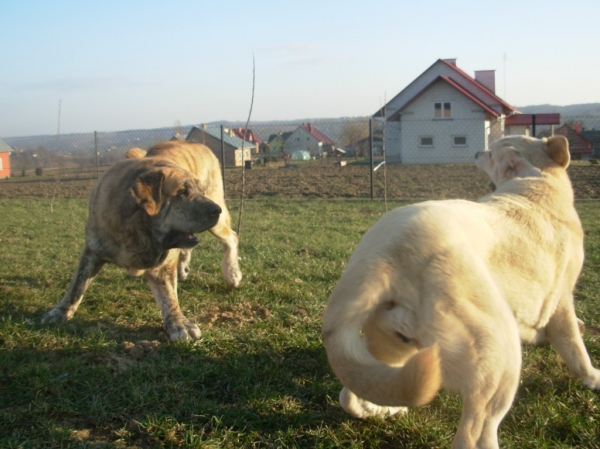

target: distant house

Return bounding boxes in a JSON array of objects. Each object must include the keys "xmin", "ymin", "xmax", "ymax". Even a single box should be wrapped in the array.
[
  {"xmin": 186, "ymin": 125, "xmax": 254, "ymax": 167},
  {"xmin": 581, "ymin": 130, "xmax": 600, "ymax": 158},
  {"xmin": 374, "ymin": 58, "xmax": 523, "ymax": 164},
  {"xmin": 284, "ymin": 123, "xmax": 335, "ymax": 157},
  {"xmin": 0, "ymin": 138, "xmax": 13, "ymax": 178},
  {"xmin": 229, "ymin": 127, "xmax": 261, "ymax": 154},
  {"xmin": 554, "ymin": 124, "xmax": 594, "ymax": 160},
  {"xmin": 265, "ymin": 132, "xmax": 293, "ymax": 156}
]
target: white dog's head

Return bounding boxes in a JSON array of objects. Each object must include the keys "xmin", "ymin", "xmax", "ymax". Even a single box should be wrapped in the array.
[{"xmin": 475, "ymin": 135, "xmax": 570, "ymax": 187}]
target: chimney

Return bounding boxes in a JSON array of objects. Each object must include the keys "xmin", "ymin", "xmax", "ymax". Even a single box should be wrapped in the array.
[
  {"xmin": 474, "ymin": 70, "xmax": 496, "ymax": 94},
  {"xmin": 443, "ymin": 58, "xmax": 457, "ymax": 66}
]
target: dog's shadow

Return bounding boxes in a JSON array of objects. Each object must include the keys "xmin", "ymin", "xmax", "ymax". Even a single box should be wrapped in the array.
[{"xmin": 0, "ymin": 307, "xmax": 361, "ymax": 443}]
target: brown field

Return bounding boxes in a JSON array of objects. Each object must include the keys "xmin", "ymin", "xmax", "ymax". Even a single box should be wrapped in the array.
[{"xmin": 2, "ymin": 160, "xmax": 600, "ymax": 201}]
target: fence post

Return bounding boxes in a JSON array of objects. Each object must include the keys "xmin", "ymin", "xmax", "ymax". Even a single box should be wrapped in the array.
[
  {"xmin": 94, "ymin": 131, "xmax": 99, "ymax": 179},
  {"xmin": 220, "ymin": 125, "xmax": 226, "ymax": 195},
  {"xmin": 370, "ymin": 119, "xmax": 374, "ymax": 200}
]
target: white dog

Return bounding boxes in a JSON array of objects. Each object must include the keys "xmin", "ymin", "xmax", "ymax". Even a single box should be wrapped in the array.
[{"xmin": 322, "ymin": 135, "xmax": 600, "ymax": 448}]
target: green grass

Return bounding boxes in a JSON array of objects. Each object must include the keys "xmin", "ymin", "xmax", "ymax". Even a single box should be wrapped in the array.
[{"xmin": 1, "ymin": 198, "xmax": 600, "ymax": 448}]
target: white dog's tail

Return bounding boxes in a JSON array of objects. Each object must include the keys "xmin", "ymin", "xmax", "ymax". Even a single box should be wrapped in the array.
[
  {"xmin": 322, "ymin": 265, "xmax": 442, "ymax": 408},
  {"xmin": 126, "ymin": 147, "xmax": 147, "ymax": 159}
]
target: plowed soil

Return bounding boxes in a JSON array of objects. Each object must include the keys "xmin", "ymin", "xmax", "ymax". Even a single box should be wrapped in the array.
[{"xmin": 2, "ymin": 161, "xmax": 600, "ymax": 201}]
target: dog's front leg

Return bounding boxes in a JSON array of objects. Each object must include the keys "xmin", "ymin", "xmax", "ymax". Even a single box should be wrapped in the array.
[
  {"xmin": 41, "ymin": 246, "xmax": 105, "ymax": 323},
  {"xmin": 145, "ymin": 258, "xmax": 201, "ymax": 341},
  {"xmin": 209, "ymin": 215, "xmax": 242, "ymax": 288},
  {"xmin": 545, "ymin": 297, "xmax": 600, "ymax": 389}
]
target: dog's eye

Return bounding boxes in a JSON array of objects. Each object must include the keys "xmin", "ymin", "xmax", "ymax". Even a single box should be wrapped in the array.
[{"xmin": 177, "ymin": 188, "xmax": 188, "ymax": 197}]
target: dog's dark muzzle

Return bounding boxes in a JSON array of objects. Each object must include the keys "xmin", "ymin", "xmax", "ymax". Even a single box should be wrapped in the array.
[{"xmin": 164, "ymin": 201, "xmax": 222, "ymax": 250}]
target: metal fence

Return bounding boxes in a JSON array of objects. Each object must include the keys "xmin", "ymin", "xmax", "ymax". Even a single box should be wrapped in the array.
[{"xmin": 2, "ymin": 115, "xmax": 600, "ymax": 197}]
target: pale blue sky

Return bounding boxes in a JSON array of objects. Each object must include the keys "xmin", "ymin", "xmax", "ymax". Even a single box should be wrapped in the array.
[{"xmin": 1, "ymin": 0, "xmax": 599, "ymax": 137}]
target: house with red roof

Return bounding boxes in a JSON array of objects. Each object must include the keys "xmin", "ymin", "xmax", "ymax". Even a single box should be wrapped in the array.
[
  {"xmin": 229, "ymin": 127, "xmax": 262, "ymax": 154},
  {"xmin": 284, "ymin": 123, "xmax": 335, "ymax": 158},
  {"xmin": 373, "ymin": 58, "xmax": 526, "ymax": 164},
  {"xmin": 0, "ymin": 138, "xmax": 13, "ymax": 178},
  {"xmin": 554, "ymin": 124, "xmax": 594, "ymax": 159},
  {"xmin": 186, "ymin": 125, "xmax": 254, "ymax": 167}
]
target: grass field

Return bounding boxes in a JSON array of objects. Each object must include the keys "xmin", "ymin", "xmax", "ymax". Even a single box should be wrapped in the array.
[{"xmin": 1, "ymin": 197, "xmax": 600, "ymax": 448}]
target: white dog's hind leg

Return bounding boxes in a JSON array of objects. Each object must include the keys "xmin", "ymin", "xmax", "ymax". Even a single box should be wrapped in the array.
[
  {"xmin": 340, "ymin": 387, "xmax": 407, "ymax": 419},
  {"xmin": 177, "ymin": 249, "xmax": 192, "ymax": 281},
  {"xmin": 41, "ymin": 246, "xmax": 105, "ymax": 323},
  {"xmin": 449, "ymin": 309, "xmax": 522, "ymax": 449},
  {"xmin": 546, "ymin": 297, "xmax": 600, "ymax": 389}
]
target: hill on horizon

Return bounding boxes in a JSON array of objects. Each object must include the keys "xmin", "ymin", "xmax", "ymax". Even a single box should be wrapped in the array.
[
  {"xmin": 3, "ymin": 104, "xmax": 600, "ymax": 149},
  {"xmin": 517, "ymin": 103, "xmax": 600, "ymax": 116}
]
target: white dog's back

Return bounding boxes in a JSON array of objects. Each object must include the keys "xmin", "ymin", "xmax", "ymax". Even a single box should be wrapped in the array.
[{"xmin": 322, "ymin": 136, "xmax": 598, "ymax": 448}]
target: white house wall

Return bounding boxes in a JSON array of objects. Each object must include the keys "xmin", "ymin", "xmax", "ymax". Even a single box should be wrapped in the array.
[
  {"xmin": 284, "ymin": 129, "xmax": 321, "ymax": 156},
  {"xmin": 399, "ymin": 81, "xmax": 488, "ymax": 164},
  {"xmin": 384, "ymin": 121, "xmax": 402, "ymax": 162}
]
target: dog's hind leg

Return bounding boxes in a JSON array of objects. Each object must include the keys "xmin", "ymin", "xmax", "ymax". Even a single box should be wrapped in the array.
[
  {"xmin": 177, "ymin": 249, "xmax": 192, "ymax": 281},
  {"xmin": 545, "ymin": 296, "xmax": 600, "ymax": 389},
  {"xmin": 448, "ymin": 309, "xmax": 522, "ymax": 449},
  {"xmin": 145, "ymin": 257, "xmax": 201, "ymax": 341},
  {"xmin": 208, "ymin": 207, "xmax": 242, "ymax": 288},
  {"xmin": 41, "ymin": 246, "xmax": 105, "ymax": 323},
  {"xmin": 339, "ymin": 386, "xmax": 407, "ymax": 418}
]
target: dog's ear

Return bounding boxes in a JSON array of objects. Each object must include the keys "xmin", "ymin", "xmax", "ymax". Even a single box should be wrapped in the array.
[
  {"xmin": 129, "ymin": 170, "xmax": 165, "ymax": 216},
  {"xmin": 545, "ymin": 135, "xmax": 570, "ymax": 168},
  {"xmin": 498, "ymin": 149, "xmax": 541, "ymax": 181}
]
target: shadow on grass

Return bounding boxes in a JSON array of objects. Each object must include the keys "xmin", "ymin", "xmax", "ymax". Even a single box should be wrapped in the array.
[{"xmin": 0, "ymin": 320, "xmax": 368, "ymax": 447}]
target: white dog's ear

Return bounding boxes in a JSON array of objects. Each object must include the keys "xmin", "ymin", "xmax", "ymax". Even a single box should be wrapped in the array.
[
  {"xmin": 130, "ymin": 170, "xmax": 165, "ymax": 216},
  {"xmin": 498, "ymin": 149, "xmax": 541, "ymax": 181},
  {"xmin": 545, "ymin": 135, "xmax": 570, "ymax": 168}
]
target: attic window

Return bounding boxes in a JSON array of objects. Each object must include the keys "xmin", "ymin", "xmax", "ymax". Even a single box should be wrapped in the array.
[{"xmin": 434, "ymin": 102, "xmax": 451, "ymax": 119}]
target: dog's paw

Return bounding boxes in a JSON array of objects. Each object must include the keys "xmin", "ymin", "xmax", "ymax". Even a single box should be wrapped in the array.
[
  {"xmin": 164, "ymin": 315, "xmax": 201, "ymax": 341},
  {"xmin": 339, "ymin": 387, "xmax": 407, "ymax": 419},
  {"xmin": 40, "ymin": 307, "xmax": 71, "ymax": 324},
  {"xmin": 223, "ymin": 265, "xmax": 242, "ymax": 288},
  {"xmin": 581, "ymin": 369, "xmax": 600, "ymax": 390}
]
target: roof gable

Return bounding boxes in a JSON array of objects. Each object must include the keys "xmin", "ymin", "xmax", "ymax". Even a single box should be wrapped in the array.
[
  {"xmin": 374, "ymin": 58, "xmax": 517, "ymax": 118},
  {"xmin": 187, "ymin": 126, "xmax": 255, "ymax": 149},
  {"xmin": 0, "ymin": 138, "xmax": 13, "ymax": 153},
  {"xmin": 298, "ymin": 123, "xmax": 334, "ymax": 145},
  {"xmin": 390, "ymin": 75, "xmax": 501, "ymax": 120}
]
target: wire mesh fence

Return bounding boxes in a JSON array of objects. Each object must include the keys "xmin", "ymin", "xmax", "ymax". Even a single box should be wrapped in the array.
[{"xmin": 2, "ymin": 116, "xmax": 600, "ymax": 200}]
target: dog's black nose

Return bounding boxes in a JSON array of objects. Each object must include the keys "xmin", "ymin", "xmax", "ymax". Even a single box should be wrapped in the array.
[{"xmin": 209, "ymin": 203, "xmax": 222, "ymax": 217}]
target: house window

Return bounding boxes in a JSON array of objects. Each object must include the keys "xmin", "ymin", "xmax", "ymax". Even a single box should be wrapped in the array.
[
  {"xmin": 453, "ymin": 136, "xmax": 467, "ymax": 146},
  {"xmin": 420, "ymin": 136, "xmax": 434, "ymax": 147},
  {"xmin": 434, "ymin": 102, "xmax": 451, "ymax": 118}
]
